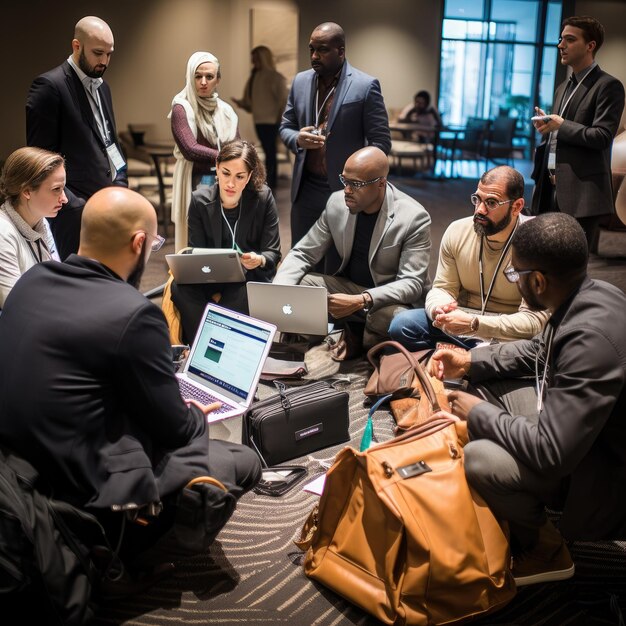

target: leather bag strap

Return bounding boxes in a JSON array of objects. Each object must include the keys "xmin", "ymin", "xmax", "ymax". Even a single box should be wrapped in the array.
[
  {"xmin": 366, "ymin": 341, "xmax": 441, "ymax": 412},
  {"xmin": 185, "ymin": 476, "xmax": 228, "ymax": 492}
]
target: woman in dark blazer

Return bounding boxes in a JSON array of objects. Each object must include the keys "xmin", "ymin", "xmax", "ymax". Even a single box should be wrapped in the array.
[{"xmin": 171, "ymin": 140, "xmax": 281, "ymax": 342}]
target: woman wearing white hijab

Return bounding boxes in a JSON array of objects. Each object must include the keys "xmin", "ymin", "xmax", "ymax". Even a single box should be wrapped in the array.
[{"xmin": 169, "ymin": 51, "xmax": 238, "ymax": 251}]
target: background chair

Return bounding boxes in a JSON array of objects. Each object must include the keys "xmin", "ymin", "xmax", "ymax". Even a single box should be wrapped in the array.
[
  {"xmin": 481, "ymin": 116, "xmax": 517, "ymax": 168},
  {"xmin": 440, "ymin": 117, "xmax": 490, "ymax": 178}
]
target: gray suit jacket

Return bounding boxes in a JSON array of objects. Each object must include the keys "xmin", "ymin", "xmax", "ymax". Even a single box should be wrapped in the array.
[
  {"xmin": 274, "ymin": 183, "xmax": 431, "ymax": 309},
  {"xmin": 531, "ymin": 65, "xmax": 625, "ymax": 218},
  {"xmin": 279, "ymin": 61, "xmax": 391, "ymax": 202}
]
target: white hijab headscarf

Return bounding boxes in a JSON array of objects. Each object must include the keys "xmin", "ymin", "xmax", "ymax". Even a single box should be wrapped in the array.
[{"xmin": 168, "ymin": 51, "xmax": 238, "ymax": 251}]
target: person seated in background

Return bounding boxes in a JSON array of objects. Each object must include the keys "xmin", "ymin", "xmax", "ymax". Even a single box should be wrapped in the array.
[
  {"xmin": 171, "ymin": 140, "xmax": 281, "ymax": 343},
  {"xmin": 0, "ymin": 146, "xmax": 63, "ymax": 308},
  {"xmin": 389, "ymin": 165, "xmax": 549, "ymax": 350},
  {"xmin": 274, "ymin": 146, "xmax": 431, "ymax": 360},
  {"xmin": 398, "ymin": 90, "xmax": 442, "ymax": 142},
  {"xmin": 430, "ymin": 213, "xmax": 626, "ymax": 586},
  {"xmin": 0, "ymin": 186, "xmax": 261, "ymax": 590},
  {"xmin": 232, "ymin": 46, "xmax": 288, "ymax": 190},
  {"xmin": 169, "ymin": 51, "xmax": 239, "ymax": 251}
]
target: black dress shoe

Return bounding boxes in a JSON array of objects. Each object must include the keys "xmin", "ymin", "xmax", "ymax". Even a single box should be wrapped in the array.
[{"xmin": 98, "ymin": 561, "xmax": 175, "ymax": 600}]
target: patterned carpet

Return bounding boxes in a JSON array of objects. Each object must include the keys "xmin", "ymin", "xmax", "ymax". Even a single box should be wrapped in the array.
[{"xmin": 93, "ymin": 344, "xmax": 626, "ymax": 626}]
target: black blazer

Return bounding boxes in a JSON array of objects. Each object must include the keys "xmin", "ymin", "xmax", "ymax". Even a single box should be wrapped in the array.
[
  {"xmin": 26, "ymin": 61, "xmax": 128, "ymax": 199},
  {"xmin": 531, "ymin": 66, "xmax": 625, "ymax": 218},
  {"xmin": 0, "ymin": 256, "xmax": 210, "ymax": 510},
  {"xmin": 188, "ymin": 184, "xmax": 281, "ymax": 282}
]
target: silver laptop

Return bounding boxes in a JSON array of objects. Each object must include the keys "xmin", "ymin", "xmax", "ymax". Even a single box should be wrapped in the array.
[
  {"xmin": 177, "ymin": 303, "xmax": 276, "ymax": 423},
  {"xmin": 246, "ymin": 282, "xmax": 332, "ymax": 335},
  {"xmin": 166, "ymin": 248, "xmax": 245, "ymax": 284}
]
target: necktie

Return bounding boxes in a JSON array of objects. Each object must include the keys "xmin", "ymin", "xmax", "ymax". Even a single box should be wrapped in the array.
[{"xmin": 86, "ymin": 80, "xmax": 109, "ymax": 143}]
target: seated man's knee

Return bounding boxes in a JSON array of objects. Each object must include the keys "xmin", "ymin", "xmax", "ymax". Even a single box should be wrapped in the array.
[
  {"xmin": 388, "ymin": 308, "xmax": 430, "ymax": 343},
  {"xmin": 300, "ymin": 273, "xmax": 326, "ymax": 288},
  {"xmin": 464, "ymin": 440, "xmax": 501, "ymax": 489}
]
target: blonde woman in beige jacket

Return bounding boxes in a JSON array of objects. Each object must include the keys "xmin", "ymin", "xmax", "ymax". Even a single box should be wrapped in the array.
[{"xmin": 232, "ymin": 46, "xmax": 288, "ymax": 190}]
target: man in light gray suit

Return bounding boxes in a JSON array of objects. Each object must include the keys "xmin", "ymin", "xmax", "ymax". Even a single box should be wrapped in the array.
[
  {"xmin": 274, "ymin": 147, "xmax": 431, "ymax": 358},
  {"xmin": 280, "ymin": 22, "xmax": 391, "ymax": 247}
]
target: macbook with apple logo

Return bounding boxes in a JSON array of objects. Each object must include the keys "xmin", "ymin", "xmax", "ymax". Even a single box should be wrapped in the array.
[
  {"xmin": 246, "ymin": 282, "xmax": 333, "ymax": 336},
  {"xmin": 166, "ymin": 248, "xmax": 246, "ymax": 284}
]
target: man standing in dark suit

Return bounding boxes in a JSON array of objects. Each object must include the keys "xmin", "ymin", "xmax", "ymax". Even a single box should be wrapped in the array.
[
  {"xmin": 26, "ymin": 16, "xmax": 128, "ymax": 259},
  {"xmin": 280, "ymin": 22, "xmax": 391, "ymax": 247},
  {"xmin": 530, "ymin": 15, "xmax": 625, "ymax": 252}
]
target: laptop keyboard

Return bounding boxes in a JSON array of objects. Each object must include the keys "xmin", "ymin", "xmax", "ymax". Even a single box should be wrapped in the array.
[{"xmin": 178, "ymin": 378, "xmax": 233, "ymax": 415}]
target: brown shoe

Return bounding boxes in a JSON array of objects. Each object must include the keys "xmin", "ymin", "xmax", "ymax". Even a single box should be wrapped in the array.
[
  {"xmin": 329, "ymin": 324, "xmax": 364, "ymax": 362},
  {"xmin": 511, "ymin": 521, "xmax": 575, "ymax": 586}
]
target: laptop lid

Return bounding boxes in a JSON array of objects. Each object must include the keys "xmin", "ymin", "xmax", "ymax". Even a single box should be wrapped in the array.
[
  {"xmin": 166, "ymin": 249, "xmax": 245, "ymax": 284},
  {"xmin": 246, "ymin": 282, "xmax": 331, "ymax": 335},
  {"xmin": 179, "ymin": 303, "xmax": 276, "ymax": 412}
]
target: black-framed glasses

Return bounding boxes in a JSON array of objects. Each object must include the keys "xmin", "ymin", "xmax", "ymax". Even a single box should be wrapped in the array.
[
  {"xmin": 470, "ymin": 194, "xmax": 514, "ymax": 212},
  {"xmin": 133, "ymin": 231, "xmax": 166, "ymax": 252},
  {"xmin": 504, "ymin": 266, "xmax": 545, "ymax": 283},
  {"xmin": 339, "ymin": 174, "xmax": 383, "ymax": 190}
]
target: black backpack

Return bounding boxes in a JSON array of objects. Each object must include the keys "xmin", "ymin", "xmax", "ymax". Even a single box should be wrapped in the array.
[{"xmin": 0, "ymin": 447, "xmax": 110, "ymax": 624}]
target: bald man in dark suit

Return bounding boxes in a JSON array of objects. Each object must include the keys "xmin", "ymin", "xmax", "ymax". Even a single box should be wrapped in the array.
[{"xmin": 26, "ymin": 16, "xmax": 128, "ymax": 259}]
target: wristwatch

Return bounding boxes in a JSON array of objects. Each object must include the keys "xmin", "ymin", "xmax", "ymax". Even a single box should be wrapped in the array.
[
  {"xmin": 362, "ymin": 292, "xmax": 373, "ymax": 312},
  {"xmin": 469, "ymin": 316, "xmax": 479, "ymax": 333}
]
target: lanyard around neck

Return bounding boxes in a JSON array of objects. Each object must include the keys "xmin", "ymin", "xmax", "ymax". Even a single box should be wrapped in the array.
[
  {"xmin": 558, "ymin": 65, "xmax": 595, "ymax": 116},
  {"xmin": 535, "ymin": 324, "xmax": 555, "ymax": 413},
  {"xmin": 478, "ymin": 220, "xmax": 518, "ymax": 315},
  {"xmin": 314, "ymin": 82, "xmax": 336, "ymax": 129}
]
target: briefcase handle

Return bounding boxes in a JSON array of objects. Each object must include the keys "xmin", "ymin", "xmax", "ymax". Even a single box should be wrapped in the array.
[{"xmin": 366, "ymin": 341, "xmax": 441, "ymax": 412}]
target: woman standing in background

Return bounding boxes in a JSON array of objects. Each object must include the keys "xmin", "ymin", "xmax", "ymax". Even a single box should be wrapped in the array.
[
  {"xmin": 169, "ymin": 51, "xmax": 238, "ymax": 251},
  {"xmin": 232, "ymin": 46, "xmax": 287, "ymax": 190}
]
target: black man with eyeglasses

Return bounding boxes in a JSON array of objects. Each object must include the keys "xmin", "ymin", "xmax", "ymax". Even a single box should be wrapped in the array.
[
  {"xmin": 428, "ymin": 212, "xmax": 626, "ymax": 587},
  {"xmin": 390, "ymin": 165, "xmax": 549, "ymax": 351},
  {"xmin": 274, "ymin": 146, "xmax": 431, "ymax": 360}
]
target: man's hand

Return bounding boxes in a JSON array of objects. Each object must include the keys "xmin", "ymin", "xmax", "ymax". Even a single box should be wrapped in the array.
[
  {"xmin": 240, "ymin": 251, "xmax": 264, "ymax": 270},
  {"xmin": 433, "ymin": 309, "xmax": 474, "ymax": 335},
  {"xmin": 328, "ymin": 293, "xmax": 364, "ymax": 318},
  {"xmin": 532, "ymin": 107, "xmax": 564, "ymax": 134},
  {"xmin": 297, "ymin": 126, "xmax": 326, "ymax": 150},
  {"xmin": 432, "ymin": 301, "xmax": 458, "ymax": 318},
  {"xmin": 428, "ymin": 348, "xmax": 471, "ymax": 380},
  {"xmin": 185, "ymin": 399, "xmax": 222, "ymax": 415},
  {"xmin": 446, "ymin": 390, "xmax": 484, "ymax": 421}
]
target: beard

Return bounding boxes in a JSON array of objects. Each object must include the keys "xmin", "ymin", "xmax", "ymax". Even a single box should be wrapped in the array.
[
  {"xmin": 473, "ymin": 205, "xmax": 513, "ymax": 237},
  {"xmin": 79, "ymin": 48, "xmax": 107, "ymax": 78},
  {"xmin": 127, "ymin": 241, "xmax": 147, "ymax": 289}
]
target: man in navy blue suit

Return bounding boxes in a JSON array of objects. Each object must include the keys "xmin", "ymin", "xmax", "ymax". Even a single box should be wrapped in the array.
[
  {"xmin": 26, "ymin": 16, "xmax": 128, "ymax": 259},
  {"xmin": 280, "ymin": 22, "xmax": 391, "ymax": 247}
]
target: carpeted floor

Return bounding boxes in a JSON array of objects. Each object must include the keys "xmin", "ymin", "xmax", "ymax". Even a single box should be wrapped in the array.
[{"xmin": 98, "ymin": 168, "xmax": 626, "ymax": 625}]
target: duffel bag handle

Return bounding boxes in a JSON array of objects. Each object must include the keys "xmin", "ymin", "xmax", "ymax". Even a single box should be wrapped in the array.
[{"xmin": 366, "ymin": 340, "xmax": 441, "ymax": 412}]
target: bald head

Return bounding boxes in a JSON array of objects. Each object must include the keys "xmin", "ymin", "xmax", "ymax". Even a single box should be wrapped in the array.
[
  {"xmin": 80, "ymin": 187, "xmax": 156, "ymax": 261},
  {"xmin": 74, "ymin": 16, "xmax": 113, "ymax": 43},
  {"xmin": 346, "ymin": 147, "xmax": 390, "ymax": 179},
  {"xmin": 341, "ymin": 147, "xmax": 389, "ymax": 215},
  {"xmin": 312, "ymin": 22, "xmax": 345, "ymax": 47},
  {"xmin": 72, "ymin": 16, "xmax": 114, "ymax": 78}
]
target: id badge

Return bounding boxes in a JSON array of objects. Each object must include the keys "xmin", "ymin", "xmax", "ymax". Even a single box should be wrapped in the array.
[{"xmin": 106, "ymin": 143, "xmax": 126, "ymax": 177}]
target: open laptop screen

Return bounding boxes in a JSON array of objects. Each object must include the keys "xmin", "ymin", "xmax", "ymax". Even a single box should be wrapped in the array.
[{"xmin": 186, "ymin": 307, "xmax": 272, "ymax": 401}]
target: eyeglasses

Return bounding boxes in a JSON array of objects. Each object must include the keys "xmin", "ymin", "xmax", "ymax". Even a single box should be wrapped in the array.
[
  {"xmin": 133, "ymin": 231, "xmax": 166, "ymax": 252},
  {"xmin": 339, "ymin": 174, "xmax": 383, "ymax": 190},
  {"xmin": 470, "ymin": 194, "xmax": 514, "ymax": 212},
  {"xmin": 504, "ymin": 266, "xmax": 545, "ymax": 283}
]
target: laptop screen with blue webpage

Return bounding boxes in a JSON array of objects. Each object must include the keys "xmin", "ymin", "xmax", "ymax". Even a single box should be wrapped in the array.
[{"xmin": 184, "ymin": 305, "xmax": 274, "ymax": 405}]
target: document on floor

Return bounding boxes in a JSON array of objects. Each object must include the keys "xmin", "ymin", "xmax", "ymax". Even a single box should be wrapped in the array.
[{"xmin": 302, "ymin": 473, "xmax": 326, "ymax": 496}]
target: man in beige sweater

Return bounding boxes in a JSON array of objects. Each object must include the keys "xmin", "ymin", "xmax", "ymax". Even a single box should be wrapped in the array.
[{"xmin": 389, "ymin": 166, "xmax": 549, "ymax": 349}]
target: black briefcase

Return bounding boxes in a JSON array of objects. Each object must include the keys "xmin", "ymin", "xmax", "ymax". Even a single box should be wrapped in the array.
[{"xmin": 242, "ymin": 381, "xmax": 350, "ymax": 466}]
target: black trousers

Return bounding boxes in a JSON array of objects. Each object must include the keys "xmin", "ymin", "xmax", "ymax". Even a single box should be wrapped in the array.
[
  {"xmin": 255, "ymin": 123, "xmax": 279, "ymax": 189},
  {"xmin": 290, "ymin": 172, "xmax": 332, "ymax": 247}
]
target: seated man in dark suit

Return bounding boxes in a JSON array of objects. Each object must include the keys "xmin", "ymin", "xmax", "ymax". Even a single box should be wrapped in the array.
[
  {"xmin": 430, "ymin": 213, "xmax": 626, "ymax": 586},
  {"xmin": 0, "ymin": 187, "xmax": 260, "ymax": 591}
]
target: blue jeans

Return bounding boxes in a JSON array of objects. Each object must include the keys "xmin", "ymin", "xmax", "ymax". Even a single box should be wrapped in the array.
[{"xmin": 388, "ymin": 308, "xmax": 481, "ymax": 351}]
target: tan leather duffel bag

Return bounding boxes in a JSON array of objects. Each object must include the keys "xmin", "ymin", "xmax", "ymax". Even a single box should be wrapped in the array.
[{"xmin": 297, "ymin": 417, "xmax": 516, "ymax": 625}]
